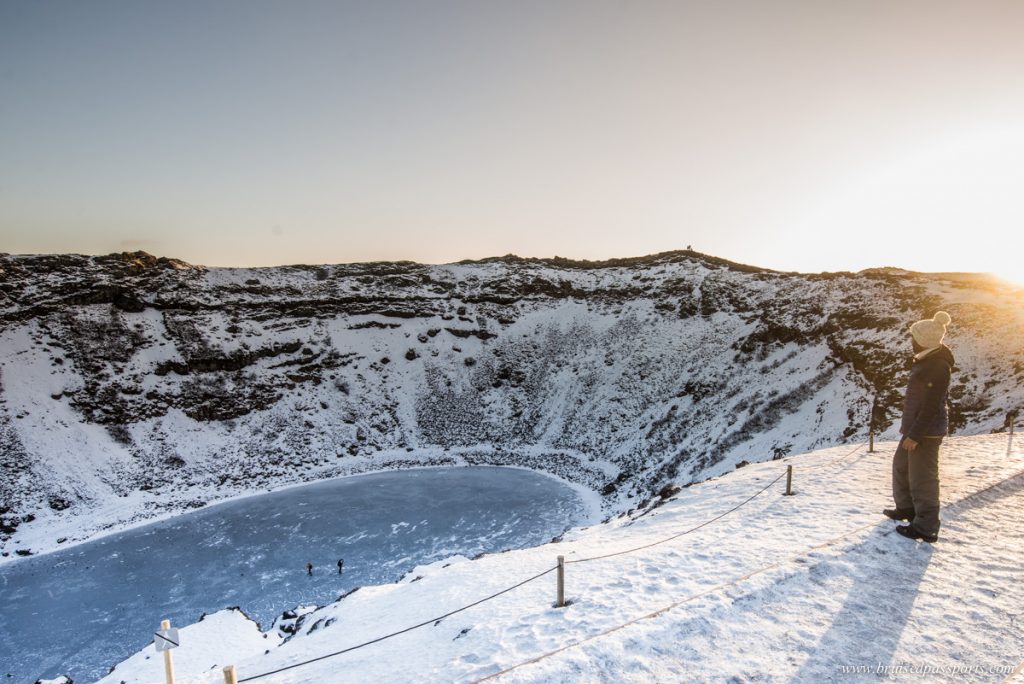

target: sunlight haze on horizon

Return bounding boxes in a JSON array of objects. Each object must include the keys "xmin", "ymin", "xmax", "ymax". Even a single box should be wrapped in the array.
[{"xmin": 2, "ymin": 1, "xmax": 1024, "ymax": 283}]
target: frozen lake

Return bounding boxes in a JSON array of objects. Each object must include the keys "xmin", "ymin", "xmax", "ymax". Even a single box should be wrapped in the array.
[{"xmin": 0, "ymin": 466, "xmax": 590, "ymax": 683}]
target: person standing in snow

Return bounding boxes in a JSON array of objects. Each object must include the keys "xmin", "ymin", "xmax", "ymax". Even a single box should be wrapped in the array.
[
  {"xmin": 337, "ymin": 558, "xmax": 344, "ymax": 574},
  {"xmin": 306, "ymin": 561, "xmax": 313, "ymax": 576},
  {"xmin": 884, "ymin": 311, "xmax": 954, "ymax": 543}
]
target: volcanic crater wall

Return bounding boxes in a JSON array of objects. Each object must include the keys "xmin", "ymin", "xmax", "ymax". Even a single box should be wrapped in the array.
[{"xmin": 1, "ymin": 250, "xmax": 1021, "ymax": 555}]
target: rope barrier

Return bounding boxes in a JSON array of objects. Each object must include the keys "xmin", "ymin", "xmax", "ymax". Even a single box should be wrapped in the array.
[
  {"xmin": 790, "ymin": 442, "xmax": 867, "ymax": 471},
  {"xmin": 566, "ymin": 470, "xmax": 787, "ymax": 565},
  {"xmin": 231, "ymin": 435, "xmax": 1018, "ymax": 681},
  {"xmin": 232, "ymin": 451, "xmax": 799, "ymax": 679},
  {"xmin": 478, "ymin": 464, "xmax": 1024, "ymax": 682},
  {"xmin": 564, "ymin": 442, "xmax": 868, "ymax": 567},
  {"xmin": 237, "ymin": 564, "xmax": 558, "ymax": 682},
  {"xmin": 476, "ymin": 517, "xmax": 883, "ymax": 683}
]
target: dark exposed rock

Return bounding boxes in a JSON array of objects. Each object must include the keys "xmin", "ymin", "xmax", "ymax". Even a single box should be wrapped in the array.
[
  {"xmin": 0, "ymin": 517, "xmax": 18, "ymax": 534},
  {"xmin": 657, "ymin": 484, "xmax": 681, "ymax": 499},
  {"xmin": 349, "ymin": 321, "xmax": 401, "ymax": 330},
  {"xmin": 601, "ymin": 471, "xmax": 631, "ymax": 496},
  {"xmin": 48, "ymin": 497, "xmax": 72, "ymax": 511},
  {"xmin": 444, "ymin": 328, "xmax": 497, "ymax": 340},
  {"xmin": 112, "ymin": 289, "xmax": 146, "ymax": 312},
  {"xmin": 155, "ymin": 341, "xmax": 303, "ymax": 376}
]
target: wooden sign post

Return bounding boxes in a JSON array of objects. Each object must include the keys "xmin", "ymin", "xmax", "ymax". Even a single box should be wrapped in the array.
[{"xmin": 155, "ymin": 619, "xmax": 177, "ymax": 684}]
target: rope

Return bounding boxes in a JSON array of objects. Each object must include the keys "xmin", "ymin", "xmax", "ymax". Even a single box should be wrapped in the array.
[
  {"xmin": 476, "ymin": 519, "xmax": 881, "ymax": 682},
  {"xmin": 566, "ymin": 470, "xmax": 786, "ymax": 565},
  {"xmin": 235, "ymin": 436, "xmax": 1010, "ymax": 681},
  {"xmin": 237, "ymin": 564, "xmax": 557, "ymax": 682},
  {"xmin": 791, "ymin": 442, "xmax": 867, "ymax": 471},
  {"xmin": 478, "ymin": 465, "xmax": 1024, "ymax": 682},
  {"xmin": 235, "ymin": 459, "xmax": 791, "ymax": 679}
]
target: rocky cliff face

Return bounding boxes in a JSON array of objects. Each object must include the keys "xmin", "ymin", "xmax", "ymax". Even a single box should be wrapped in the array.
[{"xmin": 1, "ymin": 250, "xmax": 1021, "ymax": 557}]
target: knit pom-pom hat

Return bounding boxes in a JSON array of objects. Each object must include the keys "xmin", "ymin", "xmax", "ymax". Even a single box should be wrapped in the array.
[{"xmin": 910, "ymin": 311, "xmax": 952, "ymax": 349}]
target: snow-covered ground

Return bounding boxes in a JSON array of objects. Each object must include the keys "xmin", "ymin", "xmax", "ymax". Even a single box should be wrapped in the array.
[{"xmin": 101, "ymin": 432, "xmax": 1024, "ymax": 683}]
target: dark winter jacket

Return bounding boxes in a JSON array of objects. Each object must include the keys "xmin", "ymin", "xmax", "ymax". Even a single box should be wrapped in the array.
[{"xmin": 900, "ymin": 345, "xmax": 955, "ymax": 441}]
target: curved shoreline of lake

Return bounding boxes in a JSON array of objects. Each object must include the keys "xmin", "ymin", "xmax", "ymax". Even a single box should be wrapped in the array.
[
  {"xmin": 0, "ymin": 465, "xmax": 590, "ymax": 683},
  {"xmin": 1, "ymin": 451, "xmax": 608, "ymax": 568}
]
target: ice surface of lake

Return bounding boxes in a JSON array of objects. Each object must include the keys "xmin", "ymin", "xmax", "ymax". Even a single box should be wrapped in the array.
[{"xmin": 0, "ymin": 466, "xmax": 589, "ymax": 683}]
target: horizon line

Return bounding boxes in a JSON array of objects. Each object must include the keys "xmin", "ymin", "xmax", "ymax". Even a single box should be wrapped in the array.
[{"xmin": 1, "ymin": 248, "xmax": 1013, "ymax": 281}]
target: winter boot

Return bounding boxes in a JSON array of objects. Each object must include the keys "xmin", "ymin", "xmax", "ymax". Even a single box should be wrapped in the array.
[
  {"xmin": 883, "ymin": 508, "xmax": 915, "ymax": 521},
  {"xmin": 895, "ymin": 524, "xmax": 938, "ymax": 543}
]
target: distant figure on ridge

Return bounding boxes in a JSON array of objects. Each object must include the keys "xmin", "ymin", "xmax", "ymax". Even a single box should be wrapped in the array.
[
  {"xmin": 884, "ymin": 311, "xmax": 954, "ymax": 543},
  {"xmin": 306, "ymin": 561, "xmax": 313, "ymax": 576},
  {"xmin": 337, "ymin": 558, "xmax": 344, "ymax": 574}
]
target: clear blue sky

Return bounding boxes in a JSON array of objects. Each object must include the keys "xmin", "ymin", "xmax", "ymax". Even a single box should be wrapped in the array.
[{"xmin": 3, "ymin": 1, "xmax": 1024, "ymax": 281}]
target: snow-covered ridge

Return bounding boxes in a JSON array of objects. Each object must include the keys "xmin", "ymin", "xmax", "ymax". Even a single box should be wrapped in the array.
[
  {"xmin": 1, "ymin": 250, "xmax": 1022, "ymax": 560},
  {"xmin": 99, "ymin": 433, "xmax": 1024, "ymax": 683}
]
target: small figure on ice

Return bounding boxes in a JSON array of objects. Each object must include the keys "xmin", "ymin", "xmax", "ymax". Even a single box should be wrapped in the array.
[
  {"xmin": 884, "ymin": 311, "xmax": 954, "ymax": 544},
  {"xmin": 306, "ymin": 561, "xmax": 313, "ymax": 576},
  {"xmin": 337, "ymin": 558, "xmax": 344, "ymax": 575}
]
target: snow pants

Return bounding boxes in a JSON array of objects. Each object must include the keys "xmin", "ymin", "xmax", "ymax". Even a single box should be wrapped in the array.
[{"xmin": 892, "ymin": 437, "xmax": 942, "ymax": 538}]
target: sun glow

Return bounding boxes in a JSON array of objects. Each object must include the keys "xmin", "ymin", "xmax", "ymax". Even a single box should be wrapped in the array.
[
  {"xmin": 993, "ymin": 269, "xmax": 1024, "ymax": 289},
  {"xmin": 788, "ymin": 125, "xmax": 1024, "ymax": 281}
]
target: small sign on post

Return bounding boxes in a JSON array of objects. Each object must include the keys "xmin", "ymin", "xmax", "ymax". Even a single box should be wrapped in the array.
[{"xmin": 154, "ymin": 625, "xmax": 180, "ymax": 652}]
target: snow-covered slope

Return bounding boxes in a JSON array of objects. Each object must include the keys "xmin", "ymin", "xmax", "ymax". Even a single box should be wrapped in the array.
[
  {"xmin": 100, "ymin": 433, "xmax": 1024, "ymax": 683},
  {"xmin": 1, "ymin": 250, "xmax": 1022, "ymax": 559}
]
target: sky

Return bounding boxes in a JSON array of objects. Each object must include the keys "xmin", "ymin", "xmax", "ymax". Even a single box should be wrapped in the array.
[{"xmin": 2, "ymin": 0, "xmax": 1024, "ymax": 281}]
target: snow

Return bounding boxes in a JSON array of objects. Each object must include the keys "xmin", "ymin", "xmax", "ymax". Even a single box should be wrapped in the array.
[
  {"xmin": 101, "ymin": 609, "xmax": 279, "ymax": 683},
  {"xmin": 98, "ymin": 433, "xmax": 1024, "ymax": 683}
]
